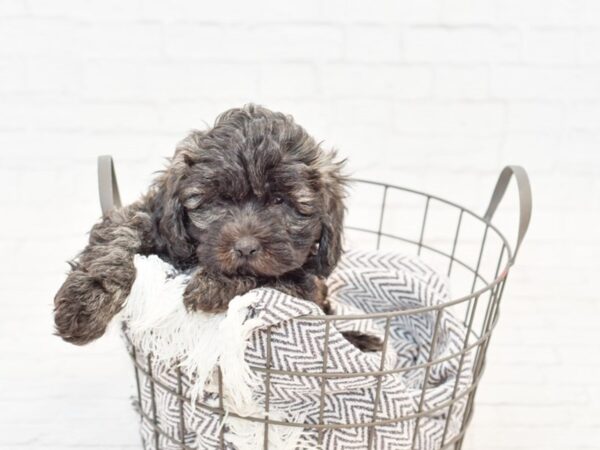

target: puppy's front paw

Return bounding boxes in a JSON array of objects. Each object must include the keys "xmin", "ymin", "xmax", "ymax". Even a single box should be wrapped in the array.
[
  {"xmin": 341, "ymin": 330, "xmax": 384, "ymax": 352},
  {"xmin": 54, "ymin": 271, "xmax": 117, "ymax": 345},
  {"xmin": 183, "ymin": 273, "xmax": 257, "ymax": 313}
]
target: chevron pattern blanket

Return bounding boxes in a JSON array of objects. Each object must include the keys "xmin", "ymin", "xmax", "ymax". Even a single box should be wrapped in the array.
[{"xmin": 121, "ymin": 250, "xmax": 472, "ymax": 450}]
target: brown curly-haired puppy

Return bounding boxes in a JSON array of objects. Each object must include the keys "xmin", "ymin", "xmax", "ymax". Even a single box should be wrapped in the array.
[{"xmin": 53, "ymin": 104, "xmax": 381, "ymax": 352}]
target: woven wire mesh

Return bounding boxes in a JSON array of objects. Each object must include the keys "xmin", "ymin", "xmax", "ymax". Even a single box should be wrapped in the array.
[{"xmin": 124, "ymin": 173, "xmax": 528, "ymax": 450}]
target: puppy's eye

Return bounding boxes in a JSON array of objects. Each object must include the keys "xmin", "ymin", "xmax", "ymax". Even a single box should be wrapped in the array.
[
  {"xmin": 221, "ymin": 193, "xmax": 233, "ymax": 202},
  {"xmin": 272, "ymin": 195, "xmax": 284, "ymax": 205}
]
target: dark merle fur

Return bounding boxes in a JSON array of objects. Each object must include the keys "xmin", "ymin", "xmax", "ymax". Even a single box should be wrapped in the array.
[{"xmin": 53, "ymin": 104, "xmax": 381, "ymax": 352}]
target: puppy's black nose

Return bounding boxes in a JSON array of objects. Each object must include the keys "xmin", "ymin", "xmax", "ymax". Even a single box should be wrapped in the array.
[{"xmin": 234, "ymin": 237, "xmax": 261, "ymax": 257}]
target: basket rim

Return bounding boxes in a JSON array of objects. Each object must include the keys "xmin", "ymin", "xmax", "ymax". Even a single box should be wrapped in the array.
[{"xmin": 295, "ymin": 178, "xmax": 514, "ymax": 322}]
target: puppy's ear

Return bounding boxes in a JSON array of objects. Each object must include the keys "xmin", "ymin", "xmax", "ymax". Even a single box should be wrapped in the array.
[
  {"xmin": 315, "ymin": 151, "xmax": 347, "ymax": 277},
  {"xmin": 150, "ymin": 147, "xmax": 196, "ymax": 261}
]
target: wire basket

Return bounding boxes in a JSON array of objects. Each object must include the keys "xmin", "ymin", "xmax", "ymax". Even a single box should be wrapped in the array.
[{"xmin": 98, "ymin": 159, "xmax": 531, "ymax": 450}]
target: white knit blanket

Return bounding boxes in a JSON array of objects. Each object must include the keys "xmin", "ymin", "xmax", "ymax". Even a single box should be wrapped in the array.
[{"xmin": 119, "ymin": 250, "xmax": 472, "ymax": 450}]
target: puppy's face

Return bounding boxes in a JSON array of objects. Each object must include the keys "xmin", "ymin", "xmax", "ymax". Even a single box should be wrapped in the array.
[
  {"xmin": 183, "ymin": 161, "xmax": 323, "ymax": 277},
  {"xmin": 153, "ymin": 105, "xmax": 345, "ymax": 279}
]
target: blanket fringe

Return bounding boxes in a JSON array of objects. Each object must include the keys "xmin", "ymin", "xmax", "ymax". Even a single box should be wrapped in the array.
[{"xmin": 116, "ymin": 255, "xmax": 305, "ymax": 450}]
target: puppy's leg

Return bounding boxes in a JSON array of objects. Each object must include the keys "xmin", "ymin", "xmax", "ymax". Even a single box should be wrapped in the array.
[
  {"xmin": 183, "ymin": 271, "xmax": 258, "ymax": 313},
  {"xmin": 54, "ymin": 207, "xmax": 149, "ymax": 345},
  {"xmin": 314, "ymin": 278, "xmax": 383, "ymax": 352},
  {"xmin": 339, "ymin": 330, "xmax": 384, "ymax": 353},
  {"xmin": 271, "ymin": 274, "xmax": 383, "ymax": 352}
]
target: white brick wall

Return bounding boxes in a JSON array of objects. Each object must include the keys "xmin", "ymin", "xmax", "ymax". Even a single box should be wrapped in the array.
[{"xmin": 1, "ymin": 1, "xmax": 599, "ymax": 448}]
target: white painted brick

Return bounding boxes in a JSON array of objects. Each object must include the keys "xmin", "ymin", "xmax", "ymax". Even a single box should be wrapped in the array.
[
  {"xmin": 248, "ymin": 0, "xmax": 344, "ymax": 23},
  {"xmin": 476, "ymin": 382, "xmax": 590, "ymax": 406},
  {"xmin": 522, "ymin": 173, "xmax": 594, "ymax": 209},
  {"xmin": 398, "ymin": 0, "xmax": 443, "ymax": 23},
  {"xmin": 167, "ymin": 24, "xmax": 344, "ymax": 61},
  {"xmin": 159, "ymin": 100, "xmax": 219, "ymax": 135},
  {"xmin": 330, "ymin": 99, "xmax": 394, "ymax": 127},
  {"xmin": 84, "ymin": 23, "xmax": 162, "ymax": 59},
  {"xmin": 327, "ymin": 124, "xmax": 394, "ymax": 170},
  {"xmin": 321, "ymin": 64, "xmax": 433, "ymax": 98},
  {"xmin": 506, "ymin": 102, "xmax": 564, "ymax": 132},
  {"xmin": 142, "ymin": 0, "xmax": 345, "ymax": 23},
  {"xmin": 0, "ymin": 18, "xmax": 83, "ymax": 57},
  {"xmin": 562, "ymin": 130, "xmax": 600, "ymax": 167},
  {"xmin": 74, "ymin": 134, "xmax": 177, "ymax": 164},
  {"xmin": 473, "ymin": 404, "xmax": 576, "ymax": 427},
  {"xmin": 343, "ymin": 0, "xmax": 441, "ymax": 24},
  {"xmin": 482, "ymin": 361, "xmax": 547, "ymax": 385},
  {"xmin": 145, "ymin": 62, "xmax": 260, "ymax": 100},
  {"xmin": 0, "ymin": 58, "xmax": 26, "ymax": 93},
  {"xmin": 0, "ymin": 130, "xmax": 146, "ymax": 161},
  {"xmin": 258, "ymin": 64, "xmax": 317, "ymax": 98},
  {"xmin": 344, "ymin": 25, "xmax": 402, "ymax": 62},
  {"xmin": 164, "ymin": 24, "xmax": 345, "ymax": 62},
  {"xmin": 253, "ymin": 25, "xmax": 344, "ymax": 61},
  {"xmin": 0, "ymin": 100, "xmax": 27, "ymax": 130},
  {"xmin": 82, "ymin": 102, "xmax": 161, "ymax": 132},
  {"xmin": 433, "ymin": 65, "xmax": 490, "ymax": 99},
  {"xmin": 380, "ymin": 134, "xmax": 503, "ymax": 171},
  {"xmin": 164, "ymin": 24, "xmax": 227, "ymax": 59},
  {"xmin": 404, "ymin": 27, "xmax": 521, "ymax": 62},
  {"xmin": 466, "ymin": 424, "xmax": 588, "ymax": 450},
  {"xmin": 580, "ymin": 30, "xmax": 600, "ymax": 63},
  {"xmin": 581, "ymin": 0, "xmax": 600, "ymax": 26},
  {"xmin": 29, "ymin": 100, "xmax": 84, "ymax": 131},
  {"xmin": 559, "ymin": 209, "xmax": 600, "ymax": 245},
  {"xmin": 554, "ymin": 343, "xmax": 600, "ymax": 367},
  {"xmin": 567, "ymin": 102, "xmax": 600, "ymax": 131},
  {"xmin": 26, "ymin": 57, "xmax": 81, "ymax": 94},
  {"xmin": 491, "ymin": 66, "xmax": 600, "ymax": 100},
  {"xmin": 0, "ymin": 0, "xmax": 25, "ymax": 16},
  {"xmin": 489, "ymin": 343, "xmax": 559, "ymax": 365},
  {"xmin": 494, "ymin": 0, "xmax": 582, "ymax": 26},
  {"xmin": 523, "ymin": 29, "xmax": 579, "ymax": 64},
  {"xmin": 393, "ymin": 101, "xmax": 506, "ymax": 135},
  {"xmin": 82, "ymin": 60, "xmax": 148, "ymax": 101},
  {"xmin": 26, "ymin": 0, "xmax": 141, "ymax": 21},
  {"xmin": 0, "ymin": 100, "xmax": 123, "ymax": 132},
  {"xmin": 440, "ymin": 0, "xmax": 496, "ymax": 25},
  {"xmin": 0, "ymin": 168, "xmax": 19, "ymax": 203}
]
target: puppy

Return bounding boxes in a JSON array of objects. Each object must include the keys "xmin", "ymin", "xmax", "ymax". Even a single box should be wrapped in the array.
[{"xmin": 54, "ymin": 104, "xmax": 381, "ymax": 352}]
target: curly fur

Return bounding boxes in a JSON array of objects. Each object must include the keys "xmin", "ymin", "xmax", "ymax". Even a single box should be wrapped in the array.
[{"xmin": 54, "ymin": 104, "xmax": 348, "ymax": 345}]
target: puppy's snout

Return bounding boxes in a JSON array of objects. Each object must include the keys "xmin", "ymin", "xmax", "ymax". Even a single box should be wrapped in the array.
[{"xmin": 234, "ymin": 236, "xmax": 261, "ymax": 257}]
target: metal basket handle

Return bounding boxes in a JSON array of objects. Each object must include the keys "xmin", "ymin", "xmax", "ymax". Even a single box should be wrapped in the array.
[
  {"xmin": 483, "ymin": 165, "xmax": 532, "ymax": 261},
  {"xmin": 97, "ymin": 155, "xmax": 122, "ymax": 218}
]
